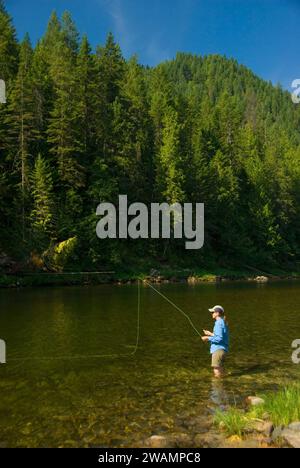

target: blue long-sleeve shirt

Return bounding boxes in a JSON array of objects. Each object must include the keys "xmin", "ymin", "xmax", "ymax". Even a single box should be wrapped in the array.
[{"xmin": 208, "ymin": 318, "xmax": 229, "ymax": 354}]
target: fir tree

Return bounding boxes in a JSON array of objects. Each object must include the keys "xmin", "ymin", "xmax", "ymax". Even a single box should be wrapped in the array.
[
  {"xmin": 5, "ymin": 34, "xmax": 35, "ymax": 240},
  {"xmin": 30, "ymin": 154, "xmax": 55, "ymax": 239}
]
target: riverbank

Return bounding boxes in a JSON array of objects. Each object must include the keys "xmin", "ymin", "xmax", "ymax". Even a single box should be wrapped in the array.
[
  {"xmin": 1, "ymin": 266, "xmax": 300, "ymax": 288},
  {"xmin": 213, "ymin": 384, "xmax": 300, "ymax": 448},
  {"xmin": 137, "ymin": 384, "xmax": 300, "ymax": 449}
]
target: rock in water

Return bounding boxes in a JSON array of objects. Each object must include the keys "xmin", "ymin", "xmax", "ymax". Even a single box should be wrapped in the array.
[
  {"xmin": 146, "ymin": 435, "xmax": 169, "ymax": 448},
  {"xmin": 169, "ymin": 432, "xmax": 193, "ymax": 447}
]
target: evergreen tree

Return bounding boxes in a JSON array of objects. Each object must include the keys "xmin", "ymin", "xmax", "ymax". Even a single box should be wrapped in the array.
[
  {"xmin": 61, "ymin": 11, "xmax": 79, "ymax": 57},
  {"xmin": 41, "ymin": 11, "xmax": 61, "ymax": 66},
  {"xmin": 5, "ymin": 34, "xmax": 35, "ymax": 240},
  {"xmin": 96, "ymin": 32, "xmax": 125, "ymax": 105},
  {"xmin": 76, "ymin": 35, "xmax": 97, "ymax": 163},
  {"xmin": 46, "ymin": 18, "xmax": 85, "ymax": 189},
  {"xmin": 110, "ymin": 56, "xmax": 151, "ymax": 199},
  {"xmin": 156, "ymin": 107, "xmax": 185, "ymax": 204},
  {"xmin": 0, "ymin": 0, "xmax": 18, "ymax": 81},
  {"xmin": 30, "ymin": 41, "xmax": 53, "ymax": 156},
  {"xmin": 30, "ymin": 154, "xmax": 55, "ymax": 239}
]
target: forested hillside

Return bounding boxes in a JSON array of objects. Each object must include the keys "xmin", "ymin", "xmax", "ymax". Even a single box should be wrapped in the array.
[{"xmin": 1, "ymin": 2, "xmax": 300, "ymax": 274}]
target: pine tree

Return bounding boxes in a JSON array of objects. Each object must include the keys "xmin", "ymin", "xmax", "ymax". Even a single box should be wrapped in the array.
[
  {"xmin": 46, "ymin": 14, "xmax": 85, "ymax": 189},
  {"xmin": 76, "ymin": 35, "xmax": 97, "ymax": 162},
  {"xmin": 0, "ymin": 2, "xmax": 20, "ymax": 252},
  {"xmin": 41, "ymin": 11, "xmax": 61, "ymax": 67},
  {"xmin": 110, "ymin": 56, "xmax": 151, "ymax": 198},
  {"xmin": 30, "ymin": 154, "xmax": 55, "ymax": 239},
  {"xmin": 5, "ymin": 34, "xmax": 36, "ymax": 240},
  {"xmin": 61, "ymin": 11, "xmax": 79, "ymax": 57},
  {"xmin": 95, "ymin": 33, "xmax": 125, "ymax": 159},
  {"xmin": 0, "ymin": 0, "xmax": 18, "ymax": 81},
  {"xmin": 30, "ymin": 41, "xmax": 53, "ymax": 156},
  {"xmin": 156, "ymin": 107, "xmax": 185, "ymax": 204},
  {"xmin": 96, "ymin": 32, "xmax": 125, "ymax": 105},
  {"xmin": 149, "ymin": 65, "xmax": 174, "ymax": 150}
]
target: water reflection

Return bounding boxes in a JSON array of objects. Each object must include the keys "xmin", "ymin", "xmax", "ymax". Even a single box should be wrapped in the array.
[{"xmin": 209, "ymin": 378, "xmax": 236, "ymax": 410}]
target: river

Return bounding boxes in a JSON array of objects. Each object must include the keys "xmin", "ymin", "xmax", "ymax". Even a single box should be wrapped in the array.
[{"xmin": 0, "ymin": 280, "xmax": 300, "ymax": 447}]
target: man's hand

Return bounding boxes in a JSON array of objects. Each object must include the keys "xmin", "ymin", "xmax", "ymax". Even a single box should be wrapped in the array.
[
  {"xmin": 203, "ymin": 330, "xmax": 213, "ymax": 337},
  {"xmin": 201, "ymin": 336, "xmax": 209, "ymax": 342}
]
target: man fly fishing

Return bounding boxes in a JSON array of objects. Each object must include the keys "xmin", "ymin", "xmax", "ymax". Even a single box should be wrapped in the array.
[{"xmin": 201, "ymin": 305, "xmax": 229, "ymax": 378}]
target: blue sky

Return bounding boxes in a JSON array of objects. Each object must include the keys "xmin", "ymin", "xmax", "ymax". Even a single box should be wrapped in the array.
[{"xmin": 6, "ymin": 0, "xmax": 300, "ymax": 89}]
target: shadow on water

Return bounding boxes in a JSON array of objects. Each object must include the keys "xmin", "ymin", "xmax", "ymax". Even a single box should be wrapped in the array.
[{"xmin": 229, "ymin": 359, "xmax": 288, "ymax": 377}]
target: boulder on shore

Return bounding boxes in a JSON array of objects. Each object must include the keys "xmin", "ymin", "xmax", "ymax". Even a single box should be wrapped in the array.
[
  {"xmin": 255, "ymin": 276, "xmax": 269, "ymax": 283},
  {"xmin": 247, "ymin": 420, "xmax": 273, "ymax": 436},
  {"xmin": 246, "ymin": 396, "xmax": 265, "ymax": 406},
  {"xmin": 281, "ymin": 426, "xmax": 300, "ymax": 448}
]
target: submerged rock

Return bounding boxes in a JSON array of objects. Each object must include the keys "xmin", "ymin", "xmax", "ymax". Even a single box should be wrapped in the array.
[
  {"xmin": 180, "ymin": 415, "xmax": 213, "ymax": 433},
  {"xmin": 169, "ymin": 432, "xmax": 193, "ymax": 447},
  {"xmin": 145, "ymin": 435, "xmax": 169, "ymax": 448},
  {"xmin": 194, "ymin": 431, "xmax": 223, "ymax": 448}
]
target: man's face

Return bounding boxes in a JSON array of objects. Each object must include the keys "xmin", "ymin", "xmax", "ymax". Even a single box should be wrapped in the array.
[{"xmin": 212, "ymin": 311, "xmax": 218, "ymax": 320}]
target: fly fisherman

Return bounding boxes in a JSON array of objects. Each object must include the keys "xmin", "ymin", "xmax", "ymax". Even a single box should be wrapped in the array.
[{"xmin": 201, "ymin": 305, "xmax": 229, "ymax": 378}]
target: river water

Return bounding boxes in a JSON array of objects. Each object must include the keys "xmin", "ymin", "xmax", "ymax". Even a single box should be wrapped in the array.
[{"xmin": 0, "ymin": 280, "xmax": 300, "ymax": 447}]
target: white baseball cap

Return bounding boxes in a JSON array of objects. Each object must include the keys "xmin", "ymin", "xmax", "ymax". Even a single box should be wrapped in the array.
[{"xmin": 208, "ymin": 305, "xmax": 224, "ymax": 314}]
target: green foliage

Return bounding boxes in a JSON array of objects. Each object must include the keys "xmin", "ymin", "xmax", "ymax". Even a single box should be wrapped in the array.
[
  {"xmin": 214, "ymin": 408, "xmax": 247, "ymax": 437},
  {"xmin": 249, "ymin": 384, "xmax": 300, "ymax": 427},
  {"xmin": 46, "ymin": 237, "xmax": 78, "ymax": 272},
  {"xmin": 156, "ymin": 107, "xmax": 185, "ymax": 203},
  {"xmin": 0, "ymin": 1, "xmax": 18, "ymax": 81},
  {"xmin": 215, "ymin": 384, "xmax": 300, "ymax": 439},
  {"xmin": 1, "ymin": 4, "xmax": 300, "ymax": 271},
  {"xmin": 30, "ymin": 154, "xmax": 55, "ymax": 238}
]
